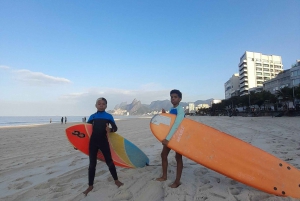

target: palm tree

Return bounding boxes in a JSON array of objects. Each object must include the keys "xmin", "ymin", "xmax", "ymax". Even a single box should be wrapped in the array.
[{"xmin": 275, "ymin": 87, "xmax": 293, "ymax": 110}]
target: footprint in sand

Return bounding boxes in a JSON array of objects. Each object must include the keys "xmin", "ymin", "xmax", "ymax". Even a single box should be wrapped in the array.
[
  {"xmin": 200, "ymin": 178, "xmax": 210, "ymax": 184},
  {"xmin": 8, "ymin": 181, "xmax": 33, "ymax": 190},
  {"xmin": 195, "ymin": 196, "xmax": 208, "ymax": 201},
  {"xmin": 229, "ymin": 187, "xmax": 243, "ymax": 195},
  {"xmin": 199, "ymin": 183, "xmax": 213, "ymax": 191},
  {"xmin": 111, "ymin": 190, "xmax": 133, "ymax": 201},
  {"xmin": 230, "ymin": 180, "xmax": 238, "ymax": 185},
  {"xmin": 34, "ymin": 182, "xmax": 51, "ymax": 190},
  {"xmin": 194, "ymin": 167, "xmax": 208, "ymax": 176},
  {"xmin": 210, "ymin": 192, "xmax": 226, "ymax": 199}
]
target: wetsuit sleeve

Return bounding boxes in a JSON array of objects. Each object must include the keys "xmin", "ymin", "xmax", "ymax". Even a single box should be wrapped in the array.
[
  {"xmin": 165, "ymin": 106, "xmax": 185, "ymax": 141},
  {"xmin": 109, "ymin": 121, "xmax": 118, "ymax": 132},
  {"xmin": 87, "ymin": 115, "xmax": 94, "ymax": 124},
  {"xmin": 108, "ymin": 114, "xmax": 118, "ymax": 132}
]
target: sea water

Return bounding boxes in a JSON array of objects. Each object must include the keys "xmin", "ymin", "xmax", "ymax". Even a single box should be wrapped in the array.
[{"xmin": 0, "ymin": 115, "xmax": 151, "ymax": 127}]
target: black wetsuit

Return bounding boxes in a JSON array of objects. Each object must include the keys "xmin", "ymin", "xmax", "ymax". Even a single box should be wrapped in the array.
[{"xmin": 87, "ymin": 111, "xmax": 118, "ymax": 186}]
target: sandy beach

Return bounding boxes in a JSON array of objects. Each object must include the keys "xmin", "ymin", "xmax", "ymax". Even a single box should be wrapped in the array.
[{"xmin": 1, "ymin": 116, "xmax": 300, "ymax": 201}]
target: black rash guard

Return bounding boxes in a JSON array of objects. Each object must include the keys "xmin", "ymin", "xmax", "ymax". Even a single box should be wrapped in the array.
[{"xmin": 87, "ymin": 111, "xmax": 118, "ymax": 185}]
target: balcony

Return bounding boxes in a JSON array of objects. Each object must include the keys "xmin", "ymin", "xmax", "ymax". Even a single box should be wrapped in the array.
[
  {"xmin": 239, "ymin": 77, "xmax": 248, "ymax": 82},
  {"xmin": 240, "ymin": 82, "xmax": 248, "ymax": 88},
  {"xmin": 239, "ymin": 60, "xmax": 247, "ymax": 67},
  {"xmin": 239, "ymin": 64, "xmax": 247, "ymax": 70}
]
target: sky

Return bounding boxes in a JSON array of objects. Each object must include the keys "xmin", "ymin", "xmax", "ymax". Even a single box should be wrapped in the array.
[{"xmin": 0, "ymin": 0, "xmax": 299, "ymax": 116}]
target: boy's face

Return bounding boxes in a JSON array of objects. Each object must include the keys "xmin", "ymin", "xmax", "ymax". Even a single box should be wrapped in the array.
[
  {"xmin": 170, "ymin": 93, "xmax": 181, "ymax": 106},
  {"xmin": 95, "ymin": 100, "xmax": 107, "ymax": 111}
]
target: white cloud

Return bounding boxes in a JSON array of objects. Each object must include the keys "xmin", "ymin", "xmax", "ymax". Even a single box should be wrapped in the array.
[
  {"xmin": 0, "ymin": 65, "xmax": 10, "ymax": 69},
  {"xmin": 59, "ymin": 86, "xmax": 170, "ymax": 111},
  {"xmin": 13, "ymin": 69, "xmax": 72, "ymax": 85}
]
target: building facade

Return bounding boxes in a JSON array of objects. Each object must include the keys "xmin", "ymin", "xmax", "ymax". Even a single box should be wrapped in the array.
[
  {"xmin": 263, "ymin": 60, "xmax": 300, "ymax": 94},
  {"xmin": 291, "ymin": 60, "xmax": 300, "ymax": 87},
  {"xmin": 238, "ymin": 51, "xmax": 283, "ymax": 96},
  {"xmin": 263, "ymin": 69, "xmax": 291, "ymax": 94},
  {"xmin": 224, "ymin": 73, "xmax": 240, "ymax": 99},
  {"xmin": 188, "ymin": 103, "xmax": 195, "ymax": 113}
]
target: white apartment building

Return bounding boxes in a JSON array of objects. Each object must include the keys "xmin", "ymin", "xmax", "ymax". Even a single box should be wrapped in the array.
[
  {"xmin": 238, "ymin": 51, "xmax": 283, "ymax": 96},
  {"xmin": 224, "ymin": 73, "xmax": 240, "ymax": 99},
  {"xmin": 188, "ymin": 103, "xmax": 195, "ymax": 113}
]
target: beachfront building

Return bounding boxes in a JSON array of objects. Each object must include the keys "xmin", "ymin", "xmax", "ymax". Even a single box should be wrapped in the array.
[
  {"xmin": 263, "ymin": 69, "xmax": 291, "ymax": 94},
  {"xmin": 291, "ymin": 60, "xmax": 300, "ymax": 87},
  {"xmin": 263, "ymin": 60, "xmax": 300, "ymax": 94},
  {"xmin": 188, "ymin": 103, "xmax": 195, "ymax": 113},
  {"xmin": 211, "ymin": 99, "xmax": 222, "ymax": 106},
  {"xmin": 238, "ymin": 51, "xmax": 283, "ymax": 96},
  {"xmin": 224, "ymin": 73, "xmax": 240, "ymax": 99},
  {"xmin": 195, "ymin": 104, "xmax": 210, "ymax": 111}
]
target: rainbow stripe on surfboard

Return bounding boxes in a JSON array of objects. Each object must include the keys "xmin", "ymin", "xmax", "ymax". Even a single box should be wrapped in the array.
[{"xmin": 66, "ymin": 124, "xmax": 149, "ymax": 168}]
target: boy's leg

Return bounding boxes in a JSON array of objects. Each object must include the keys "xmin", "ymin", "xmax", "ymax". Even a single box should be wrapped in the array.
[
  {"xmin": 156, "ymin": 145, "xmax": 171, "ymax": 181},
  {"xmin": 83, "ymin": 142, "xmax": 98, "ymax": 195},
  {"xmin": 100, "ymin": 140, "xmax": 123, "ymax": 187},
  {"xmin": 169, "ymin": 152, "xmax": 183, "ymax": 188}
]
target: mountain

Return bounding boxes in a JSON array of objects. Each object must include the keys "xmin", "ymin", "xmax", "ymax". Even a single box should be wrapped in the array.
[
  {"xmin": 194, "ymin": 98, "xmax": 214, "ymax": 105},
  {"xmin": 113, "ymin": 98, "xmax": 215, "ymax": 115},
  {"xmin": 114, "ymin": 102, "xmax": 127, "ymax": 110},
  {"xmin": 148, "ymin": 100, "xmax": 171, "ymax": 111}
]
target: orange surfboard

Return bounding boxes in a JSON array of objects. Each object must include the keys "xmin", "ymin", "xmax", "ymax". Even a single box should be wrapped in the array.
[{"xmin": 150, "ymin": 113, "xmax": 300, "ymax": 198}]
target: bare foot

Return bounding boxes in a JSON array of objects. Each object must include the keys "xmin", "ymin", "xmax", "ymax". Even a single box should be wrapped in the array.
[
  {"xmin": 115, "ymin": 180, "xmax": 123, "ymax": 187},
  {"xmin": 156, "ymin": 177, "xmax": 167, "ymax": 181},
  {"xmin": 83, "ymin": 185, "xmax": 93, "ymax": 196},
  {"xmin": 169, "ymin": 182, "xmax": 181, "ymax": 188}
]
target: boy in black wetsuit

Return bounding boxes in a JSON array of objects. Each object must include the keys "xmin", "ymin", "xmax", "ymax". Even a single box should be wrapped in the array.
[{"xmin": 83, "ymin": 97, "xmax": 123, "ymax": 196}]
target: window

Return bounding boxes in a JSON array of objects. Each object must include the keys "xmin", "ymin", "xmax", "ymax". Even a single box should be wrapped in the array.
[
  {"xmin": 263, "ymin": 64, "xmax": 269, "ymax": 67},
  {"xmin": 263, "ymin": 68, "xmax": 269, "ymax": 71},
  {"xmin": 293, "ymin": 78, "xmax": 300, "ymax": 85},
  {"xmin": 256, "ymin": 68, "xmax": 262, "ymax": 71},
  {"xmin": 256, "ymin": 72, "xmax": 262, "ymax": 75},
  {"xmin": 264, "ymin": 73, "xmax": 270, "ymax": 76},
  {"xmin": 291, "ymin": 71, "xmax": 297, "ymax": 77},
  {"xmin": 256, "ymin": 63, "xmax": 262, "ymax": 66}
]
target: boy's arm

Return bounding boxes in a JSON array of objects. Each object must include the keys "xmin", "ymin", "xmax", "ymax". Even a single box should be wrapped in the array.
[
  {"xmin": 165, "ymin": 106, "xmax": 185, "ymax": 141},
  {"xmin": 108, "ymin": 114, "xmax": 118, "ymax": 132},
  {"xmin": 109, "ymin": 120, "xmax": 118, "ymax": 132},
  {"xmin": 87, "ymin": 115, "xmax": 93, "ymax": 124}
]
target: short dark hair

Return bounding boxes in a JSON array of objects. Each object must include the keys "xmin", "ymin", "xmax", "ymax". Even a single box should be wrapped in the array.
[
  {"xmin": 96, "ymin": 97, "xmax": 107, "ymax": 104},
  {"xmin": 170, "ymin": 89, "xmax": 182, "ymax": 98}
]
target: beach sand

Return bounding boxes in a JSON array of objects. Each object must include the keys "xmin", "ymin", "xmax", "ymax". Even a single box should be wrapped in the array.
[{"xmin": 0, "ymin": 116, "xmax": 300, "ymax": 201}]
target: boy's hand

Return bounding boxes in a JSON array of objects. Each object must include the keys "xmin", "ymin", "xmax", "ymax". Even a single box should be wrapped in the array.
[
  {"xmin": 106, "ymin": 123, "xmax": 110, "ymax": 134},
  {"xmin": 162, "ymin": 109, "xmax": 166, "ymax": 113},
  {"xmin": 162, "ymin": 139, "xmax": 169, "ymax": 145}
]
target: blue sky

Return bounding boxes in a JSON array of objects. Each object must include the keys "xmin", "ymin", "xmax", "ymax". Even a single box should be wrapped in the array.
[{"xmin": 1, "ymin": 0, "xmax": 299, "ymax": 116}]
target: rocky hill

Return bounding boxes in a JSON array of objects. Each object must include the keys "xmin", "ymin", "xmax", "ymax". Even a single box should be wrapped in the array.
[{"xmin": 112, "ymin": 98, "xmax": 214, "ymax": 115}]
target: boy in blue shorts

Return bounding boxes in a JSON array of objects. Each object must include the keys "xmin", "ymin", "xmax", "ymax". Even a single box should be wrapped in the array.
[{"xmin": 156, "ymin": 89, "xmax": 185, "ymax": 188}]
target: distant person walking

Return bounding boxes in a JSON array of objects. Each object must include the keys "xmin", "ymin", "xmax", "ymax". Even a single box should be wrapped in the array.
[
  {"xmin": 50, "ymin": 118, "xmax": 52, "ymax": 123},
  {"xmin": 65, "ymin": 117, "xmax": 67, "ymax": 124},
  {"xmin": 61, "ymin": 117, "xmax": 64, "ymax": 124}
]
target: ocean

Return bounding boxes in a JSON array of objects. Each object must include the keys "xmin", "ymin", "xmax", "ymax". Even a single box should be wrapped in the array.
[{"xmin": 0, "ymin": 115, "xmax": 151, "ymax": 127}]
